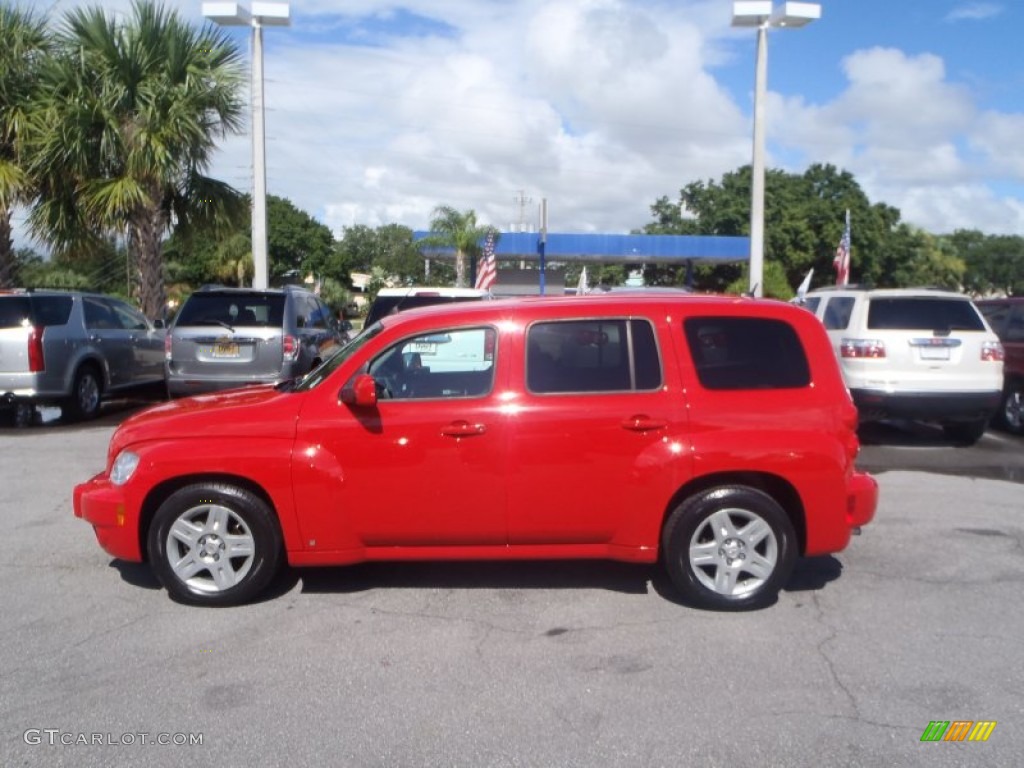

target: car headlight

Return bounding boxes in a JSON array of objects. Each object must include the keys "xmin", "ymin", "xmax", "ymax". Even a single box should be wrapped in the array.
[{"xmin": 110, "ymin": 450, "xmax": 140, "ymax": 486}]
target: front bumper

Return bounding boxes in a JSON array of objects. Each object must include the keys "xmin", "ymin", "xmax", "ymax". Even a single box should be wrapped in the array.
[
  {"xmin": 847, "ymin": 471, "xmax": 878, "ymax": 529},
  {"xmin": 73, "ymin": 473, "xmax": 143, "ymax": 561}
]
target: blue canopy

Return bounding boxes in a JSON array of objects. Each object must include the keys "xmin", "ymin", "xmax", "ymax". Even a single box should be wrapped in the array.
[{"xmin": 414, "ymin": 231, "xmax": 749, "ymax": 264}]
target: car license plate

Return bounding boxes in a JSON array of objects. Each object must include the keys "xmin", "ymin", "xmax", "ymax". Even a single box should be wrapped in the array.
[
  {"xmin": 918, "ymin": 346, "xmax": 950, "ymax": 361},
  {"xmin": 212, "ymin": 342, "xmax": 240, "ymax": 358},
  {"xmin": 410, "ymin": 342, "xmax": 436, "ymax": 354}
]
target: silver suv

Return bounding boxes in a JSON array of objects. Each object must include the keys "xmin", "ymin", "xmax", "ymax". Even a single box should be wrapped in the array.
[
  {"xmin": 0, "ymin": 289, "xmax": 165, "ymax": 425},
  {"xmin": 165, "ymin": 285, "xmax": 344, "ymax": 397},
  {"xmin": 803, "ymin": 286, "xmax": 1003, "ymax": 443}
]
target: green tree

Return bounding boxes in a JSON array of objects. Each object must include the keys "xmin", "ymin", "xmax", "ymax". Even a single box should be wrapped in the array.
[
  {"xmin": 644, "ymin": 163, "xmax": 907, "ymax": 295},
  {"xmin": 0, "ymin": 5, "xmax": 51, "ymax": 286},
  {"xmin": 421, "ymin": 206, "xmax": 495, "ymax": 287},
  {"xmin": 950, "ymin": 229, "xmax": 1024, "ymax": 296},
  {"xmin": 267, "ymin": 195, "xmax": 334, "ymax": 282},
  {"xmin": 26, "ymin": 1, "xmax": 246, "ymax": 317}
]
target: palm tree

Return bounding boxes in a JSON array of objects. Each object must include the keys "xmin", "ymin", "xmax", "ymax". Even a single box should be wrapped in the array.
[
  {"xmin": 26, "ymin": 0, "xmax": 246, "ymax": 318},
  {"xmin": 0, "ymin": 6, "xmax": 51, "ymax": 287},
  {"xmin": 423, "ymin": 205, "xmax": 494, "ymax": 287}
]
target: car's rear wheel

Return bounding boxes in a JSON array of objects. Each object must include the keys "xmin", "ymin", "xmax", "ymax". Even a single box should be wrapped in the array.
[
  {"xmin": 63, "ymin": 364, "xmax": 102, "ymax": 421},
  {"xmin": 662, "ymin": 486, "xmax": 797, "ymax": 611},
  {"xmin": 147, "ymin": 483, "xmax": 283, "ymax": 606},
  {"xmin": 997, "ymin": 383, "xmax": 1024, "ymax": 435},
  {"xmin": 942, "ymin": 418, "xmax": 988, "ymax": 445}
]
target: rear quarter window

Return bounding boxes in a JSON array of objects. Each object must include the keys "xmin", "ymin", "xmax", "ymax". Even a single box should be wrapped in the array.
[
  {"xmin": 822, "ymin": 296, "xmax": 855, "ymax": 330},
  {"xmin": 867, "ymin": 298, "xmax": 985, "ymax": 331},
  {"xmin": 684, "ymin": 317, "xmax": 810, "ymax": 390}
]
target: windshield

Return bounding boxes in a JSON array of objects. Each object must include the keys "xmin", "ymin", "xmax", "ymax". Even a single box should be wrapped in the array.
[{"xmin": 293, "ymin": 323, "xmax": 383, "ymax": 391}]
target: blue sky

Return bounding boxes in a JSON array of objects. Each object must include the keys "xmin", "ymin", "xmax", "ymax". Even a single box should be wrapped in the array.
[{"xmin": 21, "ymin": 0, "xmax": 1024, "ymax": 244}]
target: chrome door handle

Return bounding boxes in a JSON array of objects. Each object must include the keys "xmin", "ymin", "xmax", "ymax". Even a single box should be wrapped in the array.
[
  {"xmin": 621, "ymin": 415, "xmax": 667, "ymax": 431},
  {"xmin": 441, "ymin": 421, "xmax": 487, "ymax": 438}
]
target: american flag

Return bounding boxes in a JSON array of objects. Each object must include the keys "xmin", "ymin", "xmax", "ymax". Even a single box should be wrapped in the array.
[
  {"xmin": 475, "ymin": 231, "xmax": 497, "ymax": 291},
  {"xmin": 833, "ymin": 209, "xmax": 851, "ymax": 286}
]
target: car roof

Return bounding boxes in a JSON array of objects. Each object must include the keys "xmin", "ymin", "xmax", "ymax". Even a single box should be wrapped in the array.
[
  {"xmin": 806, "ymin": 286, "xmax": 972, "ymax": 299},
  {"xmin": 376, "ymin": 292, "xmax": 790, "ymax": 327}
]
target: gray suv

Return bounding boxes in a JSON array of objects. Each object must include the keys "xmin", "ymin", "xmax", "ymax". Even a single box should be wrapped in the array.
[
  {"xmin": 165, "ymin": 285, "xmax": 344, "ymax": 397},
  {"xmin": 1, "ymin": 289, "xmax": 166, "ymax": 425}
]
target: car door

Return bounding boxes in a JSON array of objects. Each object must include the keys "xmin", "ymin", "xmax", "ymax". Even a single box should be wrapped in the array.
[
  {"xmin": 505, "ymin": 316, "xmax": 686, "ymax": 546},
  {"xmin": 106, "ymin": 298, "xmax": 164, "ymax": 385},
  {"xmin": 292, "ymin": 323, "xmax": 509, "ymax": 551},
  {"xmin": 82, "ymin": 296, "xmax": 134, "ymax": 389}
]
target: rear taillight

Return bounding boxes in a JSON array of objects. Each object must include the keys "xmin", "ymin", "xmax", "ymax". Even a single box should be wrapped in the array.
[
  {"xmin": 164, "ymin": 334, "xmax": 172, "ymax": 361},
  {"xmin": 282, "ymin": 334, "xmax": 299, "ymax": 362},
  {"xmin": 981, "ymin": 340, "xmax": 1004, "ymax": 362},
  {"xmin": 841, "ymin": 338, "xmax": 885, "ymax": 358},
  {"xmin": 27, "ymin": 326, "xmax": 45, "ymax": 372}
]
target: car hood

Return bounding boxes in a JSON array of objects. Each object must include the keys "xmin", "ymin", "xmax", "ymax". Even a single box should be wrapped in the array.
[{"xmin": 111, "ymin": 385, "xmax": 304, "ymax": 452}]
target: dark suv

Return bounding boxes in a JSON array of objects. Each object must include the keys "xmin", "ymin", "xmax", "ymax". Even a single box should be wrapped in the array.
[
  {"xmin": 976, "ymin": 297, "xmax": 1024, "ymax": 434},
  {"xmin": 165, "ymin": 285, "xmax": 344, "ymax": 397},
  {"xmin": 1, "ymin": 289, "xmax": 165, "ymax": 425}
]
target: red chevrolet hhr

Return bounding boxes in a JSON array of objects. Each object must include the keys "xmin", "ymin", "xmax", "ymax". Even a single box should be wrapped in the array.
[{"xmin": 74, "ymin": 293, "xmax": 877, "ymax": 610}]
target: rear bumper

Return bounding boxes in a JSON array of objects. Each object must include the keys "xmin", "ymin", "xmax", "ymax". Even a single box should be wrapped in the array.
[
  {"xmin": 847, "ymin": 471, "xmax": 878, "ymax": 528},
  {"xmin": 73, "ymin": 473, "xmax": 143, "ymax": 561},
  {"xmin": 850, "ymin": 389, "xmax": 1001, "ymax": 423}
]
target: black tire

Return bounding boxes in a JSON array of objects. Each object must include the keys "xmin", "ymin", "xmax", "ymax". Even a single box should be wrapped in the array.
[
  {"xmin": 147, "ymin": 483, "xmax": 283, "ymax": 606},
  {"xmin": 996, "ymin": 383, "xmax": 1024, "ymax": 435},
  {"xmin": 662, "ymin": 486, "xmax": 797, "ymax": 611},
  {"xmin": 63, "ymin": 364, "xmax": 103, "ymax": 421},
  {"xmin": 942, "ymin": 419, "xmax": 988, "ymax": 445}
]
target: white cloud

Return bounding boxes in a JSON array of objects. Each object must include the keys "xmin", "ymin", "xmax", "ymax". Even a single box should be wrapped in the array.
[{"xmin": 945, "ymin": 3, "xmax": 1003, "ymax": 22}]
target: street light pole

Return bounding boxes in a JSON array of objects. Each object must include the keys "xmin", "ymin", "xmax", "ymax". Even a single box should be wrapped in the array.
[
  {"xmin": 203, "ymin": 2, "xmax": 291, "ymax": 290},
  {"xmin": 732, "ymin": 2, "xmax": 819, "ymax": 297}
]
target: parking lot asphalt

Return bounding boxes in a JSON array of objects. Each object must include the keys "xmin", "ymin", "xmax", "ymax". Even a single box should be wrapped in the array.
[{"xmin": 2, "ymin": 418, "xmax": 1022, "ymax": 767}]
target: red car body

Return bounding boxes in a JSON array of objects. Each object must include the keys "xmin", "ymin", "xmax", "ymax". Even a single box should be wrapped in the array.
[{"xmin": 74, "ymin": 294, "xmax": 877, "ymax": 608}]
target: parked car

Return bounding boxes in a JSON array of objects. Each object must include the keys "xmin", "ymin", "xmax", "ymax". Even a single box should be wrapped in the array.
[
  {"xmin": 803, "ymin": 286, "xmax": 1004, "ymax": 444},
  {"xmin": 165, "ymin": 285, "xmax": 344, "ymax": 398},
  {"xmin": 1, "ymin": 288, "xmax": 165, "ymax": 425},
  {"xmin": 364, "ymin": 286, "xmax": 490, "ymax": 327},
  {"xmin": 975, "ymin": 297, "xmax": 1024, "ymax": 434},
  {"xmin": 74, "ymin": 293, "xmax": 877, "ymax": 610}
]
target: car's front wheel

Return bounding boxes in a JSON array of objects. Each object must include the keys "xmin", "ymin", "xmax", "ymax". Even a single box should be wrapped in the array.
[
  {"xmin": 662, "ymin": 486, "xmax": 797, "ymax": 611},
  {"xmin": 997, "ymin": 382, "xmax": 1024, "ymax": 435},
  {"xmin": 147, "ymin": 484, "xmax": 283, "ymax": 606}
]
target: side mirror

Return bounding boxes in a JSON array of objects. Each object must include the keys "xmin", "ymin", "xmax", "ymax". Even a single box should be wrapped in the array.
[{"xmin": 340, "ymin": 373, "xmax": 378, "ymax": 408}]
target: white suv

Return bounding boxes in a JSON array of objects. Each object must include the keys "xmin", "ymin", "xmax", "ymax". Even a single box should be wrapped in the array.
[{"xmin": 803, "ymin": 287, "xmax": 1004, "ymax": 444}]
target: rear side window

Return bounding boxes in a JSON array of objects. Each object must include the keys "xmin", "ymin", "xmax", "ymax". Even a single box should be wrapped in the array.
[
  {"xmin": 684, "ymin": 317, "xmax": 810, "ymax": 390},
  {"xmin": 176, "ymin": 293, "xmax": 285, "ymax": 328},
  {"xmin": 867, "ymin": 298, "xmax": 985, "ymax": 332},
  {"xmin": 0, "ymin": 296, "xmax": 73, "ymax": 328},
  {"xmin": 822, "ymin": 297, "xmax": 855, "ymax": 330},
  {"xmin": 527, "ymin": 319, "xmax": 662, "ymax": 394}
]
